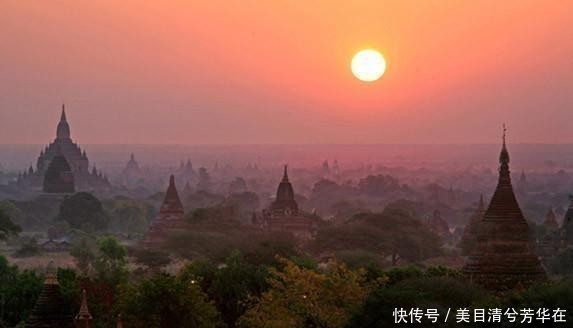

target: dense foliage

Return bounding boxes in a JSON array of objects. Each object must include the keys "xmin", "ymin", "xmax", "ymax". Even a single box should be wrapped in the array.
[
  {"xmin": 0, "ymin": 207, "xmax": 21, "ymax": 240},
  {"xmin": 56, "ymin": 192, "xmax": 109, "ymax": 231}
]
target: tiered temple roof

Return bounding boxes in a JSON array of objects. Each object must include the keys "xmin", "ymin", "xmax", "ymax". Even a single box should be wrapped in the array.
[
  {"xmin": 43, "ymin": 145, "xmax": 75, "ymax": 194},
  {"xmin": 463, "ymin": 127, "xmax": 545, "ymax": 291},
  {"xmin": 262, "ymin": 166, "xmax": 316, "ymax": 239},
  {"xmin": 26, "ymin": 262, "xmax": 73, "ymax": 328},
  {"xmin": 269, "ymin": 166, "xmax": 299, "ymax": 215}
]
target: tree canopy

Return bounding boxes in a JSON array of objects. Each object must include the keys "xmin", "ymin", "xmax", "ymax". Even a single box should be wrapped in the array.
[
  {"xmin": 56, "ymin": 192, "xmax": 109, "ymax": 231},
  {"xmin": 0, "ymin": 207, "xmax": 21, "ymax": 240},
  {"xmin": 312, "ymin": 209, "xmax": 442, "ymax": 266}
]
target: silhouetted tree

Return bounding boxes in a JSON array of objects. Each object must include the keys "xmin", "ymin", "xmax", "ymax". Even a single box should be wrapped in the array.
[
  {"xmin": 0, "ymin": 208, "xmax": 20, "ymax": 241},
  {"xmin": 56, "ymin": 192, "xmax": 109, "ymax": 231}
]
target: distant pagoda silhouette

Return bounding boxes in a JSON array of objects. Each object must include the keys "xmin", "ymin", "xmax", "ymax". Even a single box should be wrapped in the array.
[
  {"xmin": 259, "ymin": 166, "xmax": 317, "ymax": 239},
  {"xmin": 463, "ymin": 126, "xmax": 546, "ymax": 291},
  {"xmin": 141, "ymin": 175, "xmax": 187, "ymax": 248},
  {"xmin": 15, "ymin": 105, "xmax": 110, "ymax": 192},
  {"xmin": 270, "ymin": 165, "xmax": 299, "ymax": 214}
]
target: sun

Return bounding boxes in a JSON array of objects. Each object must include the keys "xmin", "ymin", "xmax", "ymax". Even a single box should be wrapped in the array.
[{"xmin": 351, "ymin": 49, "xmax": 386, "ymax": 82}]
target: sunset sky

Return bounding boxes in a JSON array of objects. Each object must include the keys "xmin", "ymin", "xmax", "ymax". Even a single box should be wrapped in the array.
[{"xmin": 1, "ymin": 1, "xmax": 571, "ymax": 145}]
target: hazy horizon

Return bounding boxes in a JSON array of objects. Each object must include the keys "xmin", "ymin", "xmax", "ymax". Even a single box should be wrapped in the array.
[{"xmin": 1, "ymin": 1, "xmax": 572, "ymax": 145}]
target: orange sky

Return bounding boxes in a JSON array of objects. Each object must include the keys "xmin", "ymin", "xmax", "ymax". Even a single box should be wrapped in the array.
[{"xmin": 1, "ymin": 0, "xmax": 572, "ymax": 144}]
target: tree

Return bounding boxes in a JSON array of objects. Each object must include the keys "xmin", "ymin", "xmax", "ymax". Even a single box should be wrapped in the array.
[
  {"xmin": 0, "ymin": 208, "xmax": 21, "ymax": 241},
  {"xmin": 239, "ymin": 259, "xmax": 368, "ymax": 328},
  {"xmin": 347, "ymin": 275, "xmax": 490, "ymax": 328},
  {"xmin": 182, "ymin": 251, "xmax": 269, "ymax": 327},
  {"xmin": 357, "ymin": 175, "xmax": 402, "ymax": 198},
  {"xmin": 547, "ymin": 248, "xmax": 573, "ymax": 276},
  {"xmin": 13, "ymin": 238, "xmax": 40, "ymax": 258},
  {"xmin": 70, "ymin": 237, "xmax": 96, "ymax": 276},
  {"xmin": 501, "ymin": 280, "xmax": 573, "ymax": 326},
  {"xmin": 312, "ymin": 209, "xmax": 442, "ymax": 266},
  {"xmin": 117, "ymin": 273, "xmax": 224, "ymax": 328},
  {"xmin": 108, "ymin": 198, "xmax": 151, "ymax": 234},
  {"xmin": 93, "ymin": 236, "xmax": 128, "ymax": 286},
  {"xmin": 0, "ymin": 256, "xmax": 43, "ymax": 327},
  {"xmin": 56, "ymin": 192, "xmax": 109, "ymax": 231},
  {"xmin": 132, "ymin": 248, "xmax": 172, "ymax": 273},
  {"xmin": 228, "ymin": 177, "xmax": 248, "ymax": 194},
  {"xmin": 227, "ymin": 192, "xmax": 261, "ymax": 214}
]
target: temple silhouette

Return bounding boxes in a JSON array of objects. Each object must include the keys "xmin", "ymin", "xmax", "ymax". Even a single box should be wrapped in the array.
[
  {"xmin": 258, "ymin": 166, "xmax": 318, "ymax": 239},
  {"xmin": 463, "ymin": 127, "xmax": 546, "ymax": 291},
  {"xmin": 15, "ymin": 106, "xmax": 110, "ymax": 193},
  {"xmin": 141, "ymin": 174, "xmax": 188, "ymax": 248}
]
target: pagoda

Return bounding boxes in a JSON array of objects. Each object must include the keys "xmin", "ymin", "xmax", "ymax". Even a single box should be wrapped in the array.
[
  {"xmin": 141, "ymin": 175, "xmax": 187, "ymax": 248},
  {"xmin": 74, "ymin": 290, "xmax": 93, "ymax": 328},
  {"xmin": 463, "ymin": 127, "xmax": 545, "ymax": 291},
  {"xmin": 26, "ymin": 262, "xmax": 73, "ymax": 328},
  {"xmin": 260, "ymin": 166, "xmax": 317, "ymax": 239},
  {"xmin": 120, "ymin": 153, "xmax": 144, "ymax": 186},
  {"xmin": 15, "ymin": 106, "xmax": 110, "ymax": 192}
]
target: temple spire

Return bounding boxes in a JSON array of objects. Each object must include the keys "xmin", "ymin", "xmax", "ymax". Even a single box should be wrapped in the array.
[
  {"xmin": 160, "ymin": 174, "xmax": 183, "ymax": 214},
  {"xmin": 282, "ymin": 165, "xmax": 289, "ymax": 182},
  {"xmin": 478, "ymin": 194, "xmax": 485, "ymax": 212},
  {"xmin": 74, "ymin": 289, "xmax": 93, "ymax": 328},
  {"xmin": 61, "ymin": 104, "xmax": 67, "ymax": 121},
  {"xmin": 498, "ymin": 124, "xmax": 511, "ymax": 183},
  {"xmin": 56, "ymin": 105, "xmax": 71, "ymax": 139}
]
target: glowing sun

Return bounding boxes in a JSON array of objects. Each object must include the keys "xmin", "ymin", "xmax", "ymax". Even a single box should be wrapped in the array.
[{"xmin": 351, "ymin": 49, "xmax": 386, "ymax": 82}]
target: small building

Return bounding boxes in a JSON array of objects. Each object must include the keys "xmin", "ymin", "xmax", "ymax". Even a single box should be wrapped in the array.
[{"xmin": 38, "ymin": 238, "xmax": 72, "ymax": 252}]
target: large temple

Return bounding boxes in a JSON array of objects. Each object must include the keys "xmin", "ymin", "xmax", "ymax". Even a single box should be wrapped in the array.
[
  {"xmin": 15, "ymin": 106, "xmax": 110, "ymax": 192},
  {"xmin": 141, "ymin": 175, "xmax": 188, "ymax": 248},
  {"xmin": 463, "ymin": 128, "xmax": 546, "ymax": 291},
  {"xmin": 259, "ymin": 166, "xmax": 317, "ymax": 239}
]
